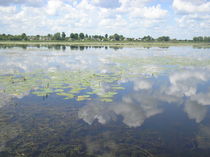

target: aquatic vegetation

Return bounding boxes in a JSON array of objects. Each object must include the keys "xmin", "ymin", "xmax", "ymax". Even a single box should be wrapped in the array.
[
  {"xmin": 1, "ymin": 54, "xmax": 210, "ymax": 103},
  {"xmin": 0, "ymin": 70, "xmax": 123, "ymax": 102},
  {"xmin": 100, "ymin": 91, "xmax": 117, "ymax": 98},
  {"xmin": 111, "ymin": 86, "xmax": 125, "ymax": 90},
  {"xmin": 54, "ymin": 89, "xmax": 64, "ymax": 92},
  {"xmin": 77, "ymin": 95, "xmax": 91, "ymax": 101},
  {"xmin": 2, "ymin": 46, "xmax": 210, "ymax": 157},
  {"xmin": 100, "ymin": 98, "xmax": 113, "ymax": 102}
]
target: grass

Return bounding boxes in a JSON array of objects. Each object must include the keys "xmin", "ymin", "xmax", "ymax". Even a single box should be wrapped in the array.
[{"xmin": 0, "ymin": 41, "xmax": 210, "ymax": 48}]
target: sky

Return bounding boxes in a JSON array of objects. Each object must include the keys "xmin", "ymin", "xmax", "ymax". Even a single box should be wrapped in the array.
[{"xmin": 0, "ymin": 0, "xmax": 210, "ymax": 39}]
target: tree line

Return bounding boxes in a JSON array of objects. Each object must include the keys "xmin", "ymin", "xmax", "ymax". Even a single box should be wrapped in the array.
[{"xmin": 0, "ymin": 32, "xmax": 210, "ymax": 42}]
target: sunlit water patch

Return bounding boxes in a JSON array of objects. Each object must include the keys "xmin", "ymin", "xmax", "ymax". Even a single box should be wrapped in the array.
[{"xmin": 1, "ymin": 45, "xmax": 210, "ymax": 157}]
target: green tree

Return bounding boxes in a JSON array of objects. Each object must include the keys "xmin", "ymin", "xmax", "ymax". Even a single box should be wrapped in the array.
[
  {"xmin": 141, "ymin": 36, "xmax": 154, "ymax": 42},
  {"xmin": 119, "ymin": 35, "xmax": 125, "ymax": 41},
  {"xmin": 70, "ymin": 33, "xmax": 75, "ymax": 40},
  {"xmin": 53, "ymin": 32, "xmax": 61, "ymax": 40},
  {"xmin": 35, "ymin": 35, "xmax": 40, "ymax": 40},
  {"xmin": 157, "ymin": 36, "xmax": 170, "ymax": 42},
  {"xmin": 193, "ymin": 36, "xmax": 204, "ymax": 42},
  {"xmin": 74, "ymin": 33, "xmax": 79, "ymax": 40},
  {"xmin": 47, "ymin": 34, "xmax": 52, "ymax": 40},
  {"xmin": 21, "ymin": 33, "xmax": 28, "ymax": 40},
  {"xmin": 61, "ymin": 32, "xmax": 66, "ymax": 40},
  {"xmin": 79, "ymin": 33, "xmax": 85, "ymax": 40},
  {"xmin": 114, "ymin": 34, "xmax": 120, "ymax": 41}
]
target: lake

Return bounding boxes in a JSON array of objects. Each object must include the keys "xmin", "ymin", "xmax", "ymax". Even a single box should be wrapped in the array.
[{"xmin": 1, "ymin": 45, "xmax": 210, "ymax": 157}]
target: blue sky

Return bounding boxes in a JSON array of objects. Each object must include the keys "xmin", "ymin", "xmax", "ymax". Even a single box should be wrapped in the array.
[{"xmin": 0, "ymin": 0, "xmax": 210, "ymax": 39}]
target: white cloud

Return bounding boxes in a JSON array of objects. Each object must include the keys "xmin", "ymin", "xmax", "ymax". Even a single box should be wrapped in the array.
[
  {"xmin": 130, "ymin": 4, "xmax": 168, "ymax": 19},
  {"xmin": 0, "ymin": 0, "xmax": 169, "ymax": 36},
  {"xmin": 0, "ymin": 5, "xmax": 16, "ymax": 14},
  {"xmin": 45, "ymin": 0, "xmax": 63, "ymax": 15},
  {"xmin": 173, "ymin": 0, "xmax": 210, "ymax": 13},
  {"xmin": 0, "ymin": 0, "xmax": 209, "ymax": 38},
  {"xmin": 173, "ymin": 0, "xmax": 210, "ymax": 37}
]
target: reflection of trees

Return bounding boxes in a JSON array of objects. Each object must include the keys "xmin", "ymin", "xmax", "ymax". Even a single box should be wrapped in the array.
[
  {"xmin": 79, "ymin": 46, "xmax": 85, "ymax": 51},
  {"xmin": 70, "ymin": 45, "xmax": 79, "ymax": 50},
  {"xmin": 109, "ymin": 46, "xmax": 123, "ymax": 51},
  {"xmin": 62, "ymin": 45, "xmax": 66, "ymax": 51},
  {"xmin": 54, "ymin": 45, "xmax": 61, "ymax": 50}
]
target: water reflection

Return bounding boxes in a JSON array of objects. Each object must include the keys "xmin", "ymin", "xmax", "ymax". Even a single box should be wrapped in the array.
[
  {"xmin": 0, "ymin": 44, "xmax": 123, "ymax": 51},
  {"xmin": 1, "ymin": 46, "xmax": 210, "ymax": 156},
  {"xmin": 79, "ymin": 92, "xmax": 162, "ymax": 127},
  {"xmin": 184, "ymin": 100, "xmax": 208, "ymax": 123},
  {"xmin": 166, "ymin": 70, "xmax": 210, "ymax": 123},
  {"xmin": 167, "ymin": 71, "xmax": 207, "ymax": 97},
  {"xmin": 79, "ymin": 68, "xmax": 210, "ymax": 127}
]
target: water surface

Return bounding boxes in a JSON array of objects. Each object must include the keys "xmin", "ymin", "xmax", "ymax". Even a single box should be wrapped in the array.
[{"xmin": 1, "ymin": 45, "xmax": 210, "ymax": 157}]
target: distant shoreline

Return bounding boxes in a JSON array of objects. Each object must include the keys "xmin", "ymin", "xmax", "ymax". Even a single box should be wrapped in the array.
[{"xmin": 0, "ymin": 41, "xmax": 210, "ymax": 48}]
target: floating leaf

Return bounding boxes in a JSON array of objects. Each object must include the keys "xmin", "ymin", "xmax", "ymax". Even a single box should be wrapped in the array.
[{"xmin": 77, "ymin": 95, "xmax": 91, "ymax": 101}]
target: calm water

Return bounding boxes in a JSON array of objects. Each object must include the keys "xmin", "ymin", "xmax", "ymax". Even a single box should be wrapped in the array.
[{"xmin": 1, "ymin": 45, "xmax": 210, "ymax": 157}]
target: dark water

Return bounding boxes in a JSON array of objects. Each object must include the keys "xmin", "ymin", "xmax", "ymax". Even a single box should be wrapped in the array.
[{"xmin": 1, "ymin": 45, "xmax": 210, "ymax": 157}]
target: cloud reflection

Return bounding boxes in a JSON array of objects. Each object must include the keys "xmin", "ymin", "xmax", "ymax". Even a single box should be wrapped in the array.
[
  {"xmin": 184, "ymin": 100, "xmax": 208, "ymax": 123},
  {"xmin": 2, "ymin": 47, "xmax": 210, "ymax": 126},
  {"xmin": 79, "ymin": 92, "xmax": 163, "ymax": 127},
  {"xmin": 79, "ymin": 68, "xmax": 210, "ymax": 127},
  {"xmin": 166, "ymin": 69, "xmax": 210, "ymax": 122}
]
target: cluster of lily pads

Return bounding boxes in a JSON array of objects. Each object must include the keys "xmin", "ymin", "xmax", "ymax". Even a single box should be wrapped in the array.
[
  {"xmin": 0, "ymin": 70, "xmax": 125, "ymax": 103},
  {"xmin": 1, "ymin": 55, "xmax": 210, "ymax": 103}
]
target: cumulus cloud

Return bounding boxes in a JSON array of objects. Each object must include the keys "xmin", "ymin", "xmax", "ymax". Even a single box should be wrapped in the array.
[
  {"xmin": 0, "ymin": 0, "xmax": 169, "ymax": 36},
  {"xmin": 130, "ymin": 4, "xmax": 168, "ymax": 19},
  {"xmin": 173, "ymin": 0, "xmax": 210, "ymax": 13},
  {"xmin": 0, "ymin": 0, "xmax": 209, "ymax": 38},
  {"xmin": 173, "ymin": 0, "xmax": 210, "ymax": 37}
]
